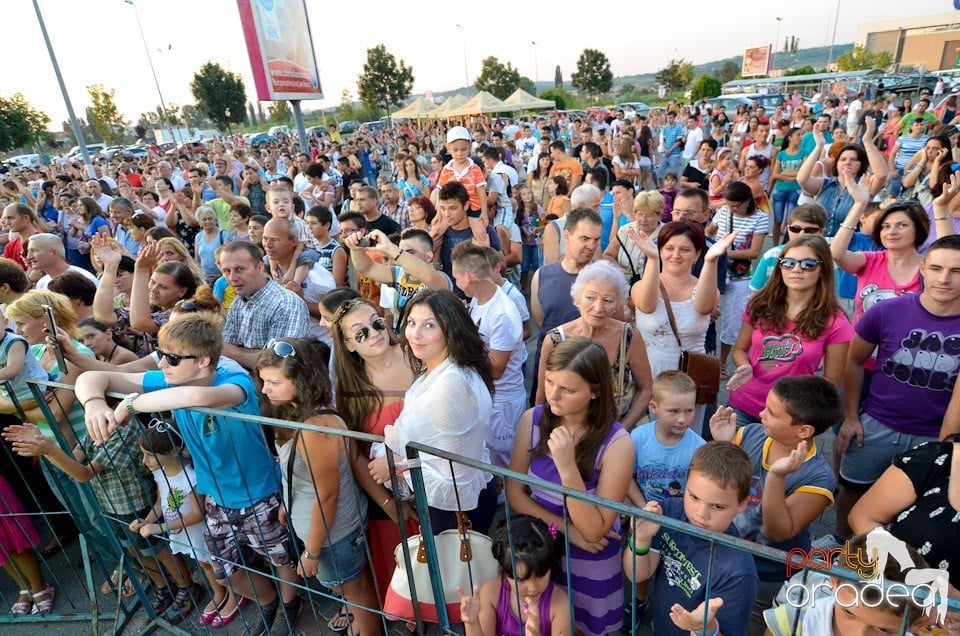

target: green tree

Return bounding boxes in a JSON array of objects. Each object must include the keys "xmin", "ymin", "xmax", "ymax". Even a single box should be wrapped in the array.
[
  {"xmin": 539, "ymin": 88, "xmax": 573, "ymax": 110},
  {"xmin": 339, "ymin": 89, "xmax": 356, "ymax": 121},
  {"xmin": 618, "ymin": 83, "xmax": 637, "ymax": 97},
  {"xmin": 554, "ymin": 65, "xmax": 562, "ymax": 88},
  {"xmin": 134, "ymin": 124, "xmax": 147, "ymax": 140},
  {"xmin": 248, "ymin": 102, "xmax": 258, "ymax": 127},
  {"xmin": 267, "ymin": 101, "xmax": 292, "ymax": 125},
  {"xmin": 86, "ymin": 85, "xmax": 127, "ymax": 144},
  {"xmin": 190, "ymin": 62, "xmax": 246, "ymax": 132},
  {"xmin": 784, "ymin": 65, "xmax": 816, "ymax": 77},
  {"xmin": 520, "ymin": 76, "xmax": 536, "ymax": 95},
  {"xmin": 836, "ymin": 45, "xmax": 893, "ymax": 72},
  {"xmin": 718, "ymin": 60, "xmax": 739, "ymax": 84},
  {"xmin": 257, "ymin": 102, "xmax": 266, "ymax": 127},
  {"xmin": 181, "ymin": 104, "xmax": 209, "ymax": 129},
  {"xmin": 357, "ymin": 44, "xmax": 414, "ymax": 112},
  {"xmin": 690, "ymin": 74, "xmax": 722, "ymax": 101},
  {"xmin": 0, "ymin": 93, "xmax": 50, "ymax": 153},
  {"xmin": 656, "ymin": 58, "xmax": 694, "ymax": 91},
  {"xmin": 571, "ymin": 48, "xmax": 613, "ymax": 98},
  {"xmin": 474, "ymin": 56, "xmax": 522, "ymax": 99}
]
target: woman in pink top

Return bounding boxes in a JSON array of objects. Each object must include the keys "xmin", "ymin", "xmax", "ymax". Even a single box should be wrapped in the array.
[
  {"xmin": 831, "ymin": 182, "xmax": 929, "ymax": 326},
  {"xmin": 727, "ymin": 236, "xmax": 852, "ymax": 424}
]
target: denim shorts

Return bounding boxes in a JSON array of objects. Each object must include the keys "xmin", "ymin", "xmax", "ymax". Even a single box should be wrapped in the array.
[
  {"xmin": 308, "ymin": 525, "xmax": 368, "ymax": 588},
  {"xmin": 838, "ymin": 412, "xmax": 938, "ymax": 487}
]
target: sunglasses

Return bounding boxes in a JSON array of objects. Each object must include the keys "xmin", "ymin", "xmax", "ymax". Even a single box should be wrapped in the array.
[
  {"xmin": 156, "ymin": 347, "xmax": 199, "ymax": 367},
  {"xmin": 266, "ymin": 338, "xmax": 296, "ymax": 358},
  {"xmin": 787, "ymin": 225, "xmax": 822, "ymax": 235},
  {"xmin": 348, "ymin": 317, "xmax": 387, "ymax": 344},
  {"xmin": 174, "ymin": 300, "xmax": 198, "ymax": 313},
  {"xmin": 778, "ymin": 257, "xmax": 823, "ymax": 272}
]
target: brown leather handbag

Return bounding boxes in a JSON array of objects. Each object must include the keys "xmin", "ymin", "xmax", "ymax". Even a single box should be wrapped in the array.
[{"xmin": 660, "ymin": 283, "xmax": 720, "ymax": 404}]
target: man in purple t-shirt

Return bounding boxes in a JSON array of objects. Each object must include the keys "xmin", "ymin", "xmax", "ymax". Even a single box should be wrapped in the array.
[{"xmin": 827, "ymin": 235, "xmax": 960, "ymax": 548}]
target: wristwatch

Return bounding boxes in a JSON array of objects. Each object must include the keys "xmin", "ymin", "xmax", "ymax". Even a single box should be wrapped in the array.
[
  {"xmin": 123, "ymin": 392, "xmax": 140, "ymax": 416},
  {"xmin": 302, "ymin": 549, "xmax": 321, "ymax": 561}
]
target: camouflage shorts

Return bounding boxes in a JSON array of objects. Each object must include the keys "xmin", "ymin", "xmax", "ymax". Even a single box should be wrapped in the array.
[{"xmin": 203, "ymin": 491, "xmax": 292, "ymax": 580}]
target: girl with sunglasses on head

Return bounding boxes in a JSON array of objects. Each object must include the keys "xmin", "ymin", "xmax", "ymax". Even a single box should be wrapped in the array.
[
  {"xmin": 329, "ymin": 297, "xmax": 418, "ymax": 606},
  {"xmin": 726, "ymin": 236, "xmax": 852, "ymax": 426},
  {"xmin": 255, "ymin": 338, "xmax": 381, "ymax": 635}
]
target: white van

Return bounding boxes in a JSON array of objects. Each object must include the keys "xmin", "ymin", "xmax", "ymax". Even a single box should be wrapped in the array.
[
  {"xmin": 268, "ymin": 126, "xmax": 291, "ymax": 136},
  {"xmin": 7, "ymin": 154, "xmax": 40, "ymax": 169}
]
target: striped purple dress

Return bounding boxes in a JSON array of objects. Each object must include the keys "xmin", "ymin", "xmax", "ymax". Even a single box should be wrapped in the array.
[{"xmin": 527, "ymin": 405, "xmax": 626, "ymax": 636}]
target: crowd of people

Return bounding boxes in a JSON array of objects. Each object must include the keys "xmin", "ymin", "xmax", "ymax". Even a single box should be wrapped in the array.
[{"xmin": 0, "ymin": 88, "xmax": 958, "ymax": 635}]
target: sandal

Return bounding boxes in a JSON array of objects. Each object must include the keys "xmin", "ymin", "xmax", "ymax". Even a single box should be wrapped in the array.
[
  {"xmin": 327, "ymin": 606, "xmax": 355, "ymax": 633},
  {"xmin": 10, "ymin": 590, "xmax": 32, "ymax": 615},
  {"xmin": 100, "ymin": 566, "xmax": 146, "ymax": 597},
  {"xmin": 31, "ymin": 586, "xmax": 55, "ymax": 615},
  {"xmin": 719, "ymin": 367, "xmax": 730, "ymax": 380}
]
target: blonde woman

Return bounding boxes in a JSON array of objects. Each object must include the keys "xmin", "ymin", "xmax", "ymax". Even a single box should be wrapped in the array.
[
  {"xmin": 612, "ymin": 136, "xmax": 641, "ymax": 185},
  {"xmin": 603, "ymin": 190, "xmax": 665, "ymax": 283},
  {"xmin": 156, "ymin": 237, "xmax": 207, "ymax": 285}
]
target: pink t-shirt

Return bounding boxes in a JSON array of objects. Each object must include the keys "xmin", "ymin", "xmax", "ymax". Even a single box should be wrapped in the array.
[
  {"xmin": 728, "ymin": 311, "xmax": 853, "ymax": 419},
  {"xmin": 852, "ymin": 251, "xmax": 921, "ymax": 325}
]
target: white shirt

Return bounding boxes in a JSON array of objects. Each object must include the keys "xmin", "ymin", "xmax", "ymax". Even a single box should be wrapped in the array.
[
  {"xmin": 94, "ymin": 193, "xmax": 114, "ymax": 212},
  {"xmin": 36, "ymin": 265, "xmax": 100, "ymax": 290},
  {"xmin": 847, "ymin": 99, "xmax": 863, "ymax": 131},
  {"xmin": 273, "ymin": 260, "xmax": 334, "ymax": 344},
  {"xmin": 384, "ymin": 358, "xmax": 492, "ymax": 511},
  {"xmin": 470, "ymin": 286, "xmax": 526, "ymax": 401},
  {"xmin": 683, "ymin": 127, "xmax": 704, "ymax": 159}
]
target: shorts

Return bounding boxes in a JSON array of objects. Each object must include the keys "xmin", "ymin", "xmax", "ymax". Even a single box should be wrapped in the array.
[
  {"xmin": 838, "ymin": 412, "xmax": 938, "ymax": 487},
  {"xmin": 296, "ymin": 249, "xmax": 320, "ymax": 268},
  {"xmin": 522, "ymin": 244, "xmax": 541, "ymax": 273},
  {"xmin": 203, "ymin": 491, "xmax": 293, "ymax": 580},
  {"xmin": 308, "ymin": 525, "xmax": 368, "ymax": 588}
]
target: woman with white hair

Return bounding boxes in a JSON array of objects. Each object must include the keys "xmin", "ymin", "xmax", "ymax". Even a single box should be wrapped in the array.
[
  {"xmin": 535, "ymin": 259, "xmax": 653, "ymax": 429},
  {"xmin": 603, "ymin": 190, "xmax": 665, "ymax": 285}
]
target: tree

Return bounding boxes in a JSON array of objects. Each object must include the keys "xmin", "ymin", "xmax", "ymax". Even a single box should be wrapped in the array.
[
  {"xmin": 554, "ymin": 65, "xmax": 562, "ymax": 88},
  {"xmin": 474, "ymin": 56, "xmax": 522, "ymax": 99},
  {"xmin": 190, "ymin": 62, "xmax": 246, "ymax": 132},
  {"xmin": 134, "ymin": 124, "xmax": 147, "ymax": 140},
  {"xmin": 571, "ymin": 48, "xmax": 613, "ymax": 98},
  {"xmin": 0, "ymin": 93, "xmax": 50, "ymax": 153},
  {"xmin": 690, "ymin": 74, "xmax": 722, "ymax": 101},
  {"xmin": 356, "ymin": 44, "xmax": 414, "ymax": 113},
  {"xmin": 267, "ymin": 101, "xmax": 292, "ymax": 125},
  {"xmin": 257, "ymin": 102, "xmax": 266, "ymax": 127},
  {"xmin": 539, "ymin": 89, "xmax": 568, "ymax": 110},
  {"xmin": 656, "ymin": 58, "xmax": 694, "ymax": 91},
  {"xmin": 718, "ymin": 60, "xmax": 739, "ymax": 84},
  {"xmin": 785, "ymin": 65, "xmax": 816, "ymax": 77},
  {"xmin": 86, "ymin": 85, "xmax": 127, "ymax": 144},
  {"xmin": 618, "ymin": 83, "xmax": 637, "ymax": 97},
  {"xmin": 248, "ymin": 102, "xmax": 257, "ymax": 127},
  {"xmin": 181, "ymin": 104, "xmax": 209, "ymax": 130},
  {"xmin": 519, "ymin": 76, "xmax": 536, "ymax": 95},
  {"xmin": 836, "ymin": 45, "xmax": 893, "ymax": 72},
  {"xmin": 339, "ymin": 89, "xmax": 356, "ymax": 121}
]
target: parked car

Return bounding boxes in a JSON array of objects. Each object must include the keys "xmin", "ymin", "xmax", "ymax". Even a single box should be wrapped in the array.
[
  {"xmin": 708, "ymin": 93, "xmax": 787, "ymax": 114},
  {"xmin": 176, "ymin": 140, "xmax": 206, "ymax": 154},
  {"xmin": 125, "ymin": 146, "xmax": 149, "ymax": 159},
  {"xmin": 338, "ymin": 120, "xmax": 361, "ymax": 135},
  {"xmin": 66, "ymin": 143, "xmax": 106, "ymax": 160},
  {"xmin": 248, "ymin": 133, "xmax": 277, "ymax": 146},
  {"xmin": 615, "ymin": 102, "xmax": 651, "ymax": 114},
  {"xmin": 884, "ymin": 75, "xmax": 938, "ymax": 96},
  {"xmin": 268, "ymin": 125, "xmax": 291, "ymax": 137}
]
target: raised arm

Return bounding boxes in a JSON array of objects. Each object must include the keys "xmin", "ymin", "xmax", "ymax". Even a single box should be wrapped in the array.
[
  {"xmin": 797, "ymin": 131, "xmax": 826, "ymax": 196},
  {"xmin": 829, "ymin": 179, "xmax": 870, "ymax": 274},
  {"xmin": 628, "ymin": 229, "xmax": 661, "ymax": 315},
  {"xmin": 861, "ymin": 117, "xmax": 888, "ymax": 197},
  {"xmin": 693, "ymin": 231, "xmax": 737, "ymax": 315},
  {"xmin": 129, "ymin": 243, "xmax": 161, "ymax": 334},
  {"xmin": 91, "ymin": 235, "xmax": 122, "ymax": 326}
]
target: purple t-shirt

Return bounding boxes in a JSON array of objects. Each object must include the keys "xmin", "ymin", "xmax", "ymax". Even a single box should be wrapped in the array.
[
  {"xmin": 857, "ymin": 293, "xmax": 960, "ymax": 436},
  {"xmin": 729, "ymin": 311, "xmax": 852, "ymax": 419}
]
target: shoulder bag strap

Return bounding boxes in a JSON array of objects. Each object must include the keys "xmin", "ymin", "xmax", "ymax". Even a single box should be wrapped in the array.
[
  {"xmin": 615, "ymin": 230, "xmax": 637, "ymax": 277},
  {"xmin": 659, "ymin": 282, "xmax": 683, "ymax": 349},
  {"xmin": 617, "ymin": 321, "xmax": 628, "ymax": 399}
]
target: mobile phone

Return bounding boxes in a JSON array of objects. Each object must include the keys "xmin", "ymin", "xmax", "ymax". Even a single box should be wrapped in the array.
[
  {"xmin": 356, "ymin": 237, "xmax": 372, "ymax": 248},
  {"xmin": 42, "ymin": 305, "xmax": 68, "ymax": 375}
]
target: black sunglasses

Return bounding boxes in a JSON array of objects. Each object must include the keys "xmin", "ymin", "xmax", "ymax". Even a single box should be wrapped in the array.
[
  {"xmin": 266, "ymin": 338, "xmax": 295, "ymax": 358},
  {"xmin": 778, "ymin": 257, "xmax": 823, "ymax": 272},
  {"xmin": 348, "ymin": 317, "xmax": 387, "ymax": 344},
  {"xmin": 156, "ymin": 347, "xmax": 199, "ymax": 367},
  {"xmin": 787, "ymin": 225, "xmax": 822, "ymax": 235},
  {"xmin": 174, "ymin": 300, "xmax": 199, "ymax": 313}
]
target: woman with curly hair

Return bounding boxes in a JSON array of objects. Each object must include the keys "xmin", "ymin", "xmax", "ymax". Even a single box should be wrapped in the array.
[
  {"xmin": 329, "ymin": 296, "xmax": 417, "ymax": 605},
  {"xmin": 726, "ymin": 236, "xmax": 852, "ymax": 425},
  {"xmin": 369, "ymin": 289, "xmax": 497, "ymax": 534}
]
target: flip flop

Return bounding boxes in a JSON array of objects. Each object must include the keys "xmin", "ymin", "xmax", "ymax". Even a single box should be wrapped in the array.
[{"xmin": 327, "ymin": 606, "xmax": 354, "ymax": 633}]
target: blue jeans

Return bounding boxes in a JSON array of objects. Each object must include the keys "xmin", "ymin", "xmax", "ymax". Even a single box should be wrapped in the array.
[
  {"xmin": 658, "ymin": 154, "xmax": 683, "ymax": 180},
  {"xmin": 889, "ymin": 168, "xmax": 904, "ymax": 197},
  {"xmin": 772, "ymin": 188, "xmax": 800, "ymax": 223}
]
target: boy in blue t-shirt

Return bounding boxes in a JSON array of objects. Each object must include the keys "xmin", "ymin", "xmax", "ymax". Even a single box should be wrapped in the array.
[
  {"xmin": 709, "ymin": 375, "xmax": 841, "ymax": 632},
  {"xmin": 625, "ymin": 441, "xmax": 759, "ymax": 636},
  {"xmin": 626, "ymin": 371, "xmax": 706, "ymax": 623},
  {"xmin": 75, "ymin": 312, "xmax": 300, "ymax": 634}
]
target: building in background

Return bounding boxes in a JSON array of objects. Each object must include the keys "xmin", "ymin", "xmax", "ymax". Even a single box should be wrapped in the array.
[{"xmin": 858, "ymin": 13, "xmax": 960, "ymax": 71}]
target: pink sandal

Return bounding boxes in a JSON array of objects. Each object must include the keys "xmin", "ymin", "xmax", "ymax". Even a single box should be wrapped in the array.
[
  {"xmin": 10, "ymin": 590, "xmax": 32, "ymax": 615},
  {"xmin": 31, "ymin": 586, "xmax": 55, "ymax": 615}
]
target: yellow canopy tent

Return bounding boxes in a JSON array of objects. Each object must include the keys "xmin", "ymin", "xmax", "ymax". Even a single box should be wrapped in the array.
[
  {"xmin": 429, "ymin": 94, "xmax": 469, "ymax": 118},
  {"xmin": 391, "ymin": 96, "xmax": 437, "ymax": 120},
  {"xmin": 502, "ymin": 89, "xmax": 555, "ymax": 112},
  {"xmin": 445, "ymin": 91, "xmax": 514, "ymax": 117}
]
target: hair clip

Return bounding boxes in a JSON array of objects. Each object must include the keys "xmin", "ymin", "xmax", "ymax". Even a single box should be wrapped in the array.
[{"xmin": 547, "ymin": 522, "xmax": 558, "ymax": 540}]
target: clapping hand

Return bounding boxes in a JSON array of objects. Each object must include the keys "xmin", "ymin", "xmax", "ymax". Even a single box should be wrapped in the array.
[
  {"xmin": 91, "ymin": 233, "xmax": 121, "ymax": 267},
  {"xmin": 934, "ymin": 171, "xmax": 960, "ymax": 211},
  {"xmin": 768, "ymin": 440, "xmax": 808, "ymax": 477},
  {"xmin": 725, "ymin": 364, "xmax": 753, "ymax": 393},
  {"xmin": 846, "ymin": 176, "xmax": 871, "ymax": 205},
  {"xmin": 708, "ymin": 406, "xmax": 738, "ymax": 442},
  {"xmin": 627, "ymin": 228, "xmax": 659, "ymax": 261},
  {"xmin": 705, "ymin": 230, "xmax": 737, "ymax": 263}
]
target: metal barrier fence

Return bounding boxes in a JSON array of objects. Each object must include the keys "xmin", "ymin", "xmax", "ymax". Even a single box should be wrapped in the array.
[{"xmin": 0, "ymin": 380, "xmax": 955, "ymax": 635}]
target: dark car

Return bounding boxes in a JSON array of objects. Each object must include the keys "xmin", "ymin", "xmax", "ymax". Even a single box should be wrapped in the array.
[
  {"xmin": 885, "ymin": 75, "xmax": 939, "ymax": 96},
  {"xmin": 338, "ymin": 120, "xmax": 361, "ymax": 135}
]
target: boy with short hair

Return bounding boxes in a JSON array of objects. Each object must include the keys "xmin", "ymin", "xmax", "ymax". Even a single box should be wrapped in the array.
[
  {"xmin": 433, "ymin": 126, "xmax": 488, "ymax": 223},
  {"xmin": 625, "ymin": 441, "xmax": 759, "ymax": 636},
  {"xmin": 710, "ymin": 375, "xmax": 841, "ymax": 629},
  {"xmin": 749, "ymin": 202, "xmax": 828, "ymax": 292}
]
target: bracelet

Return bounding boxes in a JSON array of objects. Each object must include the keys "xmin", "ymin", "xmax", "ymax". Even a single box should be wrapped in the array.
[
  {"xmin": 81, "ymin": 396, "xmax": 106, "ymax": 408},
  {"xmin": 935, "ymin": 216, "xmax": 951, "ymax": 221},
  {"xmin": 628, "ymin": 538, "xmax": 650, "ymax": 555},
  {"xmin": 838, "ymin": 224, "xmax": 857, "ymax": 231},
  {"xmin": 302, "ymin": 549, "xmax": 321, "ymax": 561}
]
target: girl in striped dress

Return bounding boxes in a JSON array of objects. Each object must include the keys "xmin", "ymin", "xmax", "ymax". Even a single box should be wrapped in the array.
[{"xmin": 507, "ymin": 337, "xmax": 635, "ymax": 636}]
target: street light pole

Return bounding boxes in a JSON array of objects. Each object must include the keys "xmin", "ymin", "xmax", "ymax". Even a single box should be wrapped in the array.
[
  {"xmin": 532, "ymin": 41, "xmax": 539, "ymax": 95},
  {"xmin": 828, "ymin": 0, "xmax": 842, "ymax": 69},
  {"xmin": 32, "ymin": 0, "xmax": 95, "ymax": 177},
  {"xmin": 125, "ymin": 0, "xmax": 178, "ymax": 144},
  {"xmin": 773, "ymin": 17, "xmax": 783, "ymax": 73},
  {"xmin": 455, "ymin": 24, "xmax": 470, "ymax": 93}
]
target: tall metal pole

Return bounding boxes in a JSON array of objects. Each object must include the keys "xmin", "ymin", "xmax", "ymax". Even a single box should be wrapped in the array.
[
  {"xmin": 32, "ymin": 0, "xmax": 95, "ymax": 177},
  {"xmin": 456, "ymin": 24, "xmax": 469, "ymax": 92},
  {"xmin": 532, "ymin": 41, "xmax": 539, "ymax": 95},
  {"xmin": 827, "ymin": 0, "xmax": 841, "ymax": 69},
  {"xmin": 125, "ymin": 0, "xmax": 178, "ymax": 144}
]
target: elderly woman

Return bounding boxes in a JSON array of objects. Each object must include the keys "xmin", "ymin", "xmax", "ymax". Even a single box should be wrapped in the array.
[
  {"xmin": 535, "ymin": 260, "xmax": 653, "ymax": 429},
  {"xmin": 603, "ymin": 190, "xmax": 665, "ymax": 285}
]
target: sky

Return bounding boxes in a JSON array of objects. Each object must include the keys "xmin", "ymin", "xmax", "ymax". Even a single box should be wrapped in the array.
[{"xmin": 7, "ymin": 0, "xmax": 955, "ymax": 131}]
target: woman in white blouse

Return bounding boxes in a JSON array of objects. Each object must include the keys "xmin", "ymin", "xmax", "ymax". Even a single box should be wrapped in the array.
[{"xmin": 370, "ymin": 289, "xmax": 497, "ymax": 533}]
